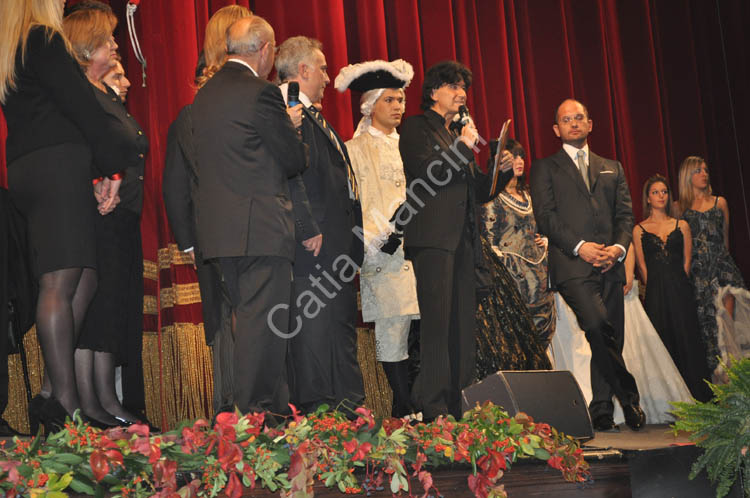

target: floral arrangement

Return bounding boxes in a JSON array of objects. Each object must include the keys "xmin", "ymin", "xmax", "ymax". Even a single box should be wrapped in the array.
[
  {"xmin": 0, "ymin": 402, "xmax": 589, "ymax": 498},
  {"xmin": 671, "ymin": 357, "xmax": 750, "ymax": 498}
]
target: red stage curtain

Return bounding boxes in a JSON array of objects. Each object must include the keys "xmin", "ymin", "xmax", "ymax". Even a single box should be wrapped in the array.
[{"xmin": 1, "ymin": 0, "xmax": 748, "ymax": 426}]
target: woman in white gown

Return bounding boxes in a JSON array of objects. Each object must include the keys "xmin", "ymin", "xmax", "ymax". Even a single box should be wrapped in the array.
[{"xmin": 551, "ymin": 245, "xmax": 693, "ymax": 424}]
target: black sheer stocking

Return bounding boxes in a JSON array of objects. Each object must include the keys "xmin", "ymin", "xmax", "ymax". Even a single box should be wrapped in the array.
[
  {"xmin": 74, "ymin": 349, "xmax": 118, "ymax": 425},
  {"xmin": 93, "ymin": 351, "xmax": 138, "ymax": 422},
  {"xmin": 36, "ymin": 267, "xmax": 96, "ymax": 416}
]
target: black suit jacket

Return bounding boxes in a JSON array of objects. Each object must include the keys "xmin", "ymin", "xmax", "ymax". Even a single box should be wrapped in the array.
[
  {"xmin": 530, "ymin": 148, "xmax": 633, "ymax": 285},
  {"xmin": 94, "ymin": 86, "xmax": 148, "ymax": 215},
  {"xmin": 399, "ymin": 109, "xmax": 512, "ymax": 252},
  {"xmin": 192, "ymin": 62, "xmax": 308, "ymax": 261},
  {"xmin": 164, "ymin": 105, "xmax": 318, "ymax": 255},
  {"xmin": 292, "ymin": 105, "xmax": 363, "ymax": 276}
]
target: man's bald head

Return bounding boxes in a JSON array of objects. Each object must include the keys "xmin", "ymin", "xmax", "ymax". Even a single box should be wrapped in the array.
[{"xmin": 226, "ymin": 16, "xmax": 276, "ymax": 78}]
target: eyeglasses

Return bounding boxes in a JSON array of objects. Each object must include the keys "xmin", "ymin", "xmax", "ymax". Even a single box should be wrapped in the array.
[{"xmin": 559, "ymin": 114, "xmax": 587, "ymax": 124}]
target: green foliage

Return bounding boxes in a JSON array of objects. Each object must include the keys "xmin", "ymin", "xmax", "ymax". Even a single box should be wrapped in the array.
[
  {"xmin": 671, "ymin": 357, "xmax": 750, "ymax": 498},
  {"xmin": 0, "ymin": 402, "xmax": 589, "ymax": 498}
]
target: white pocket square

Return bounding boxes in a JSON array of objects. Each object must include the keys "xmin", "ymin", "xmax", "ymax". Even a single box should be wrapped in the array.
[{"xmin": 600, "ymin": 170, "xmax": 614, "ymax": 174}]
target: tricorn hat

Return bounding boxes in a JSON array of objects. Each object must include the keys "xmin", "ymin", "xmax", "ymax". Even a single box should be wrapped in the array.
[{"xmin": 335, "ymin": 59, "xmax": 414, "ymax": 93}]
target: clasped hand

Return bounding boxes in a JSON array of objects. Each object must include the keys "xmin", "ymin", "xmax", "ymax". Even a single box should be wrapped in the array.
[
  {"xmin": 578, "ymin": 242, "xmax": 623, "ymax": 272},
  {"xmin": 93, "ymin": 177, "xmax": 122, "ymax": 215}
]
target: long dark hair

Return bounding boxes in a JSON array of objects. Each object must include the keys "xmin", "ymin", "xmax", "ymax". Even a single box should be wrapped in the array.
[{"xmin": 504, "ymin": 138, "xmax": 528, "ymax": 192}]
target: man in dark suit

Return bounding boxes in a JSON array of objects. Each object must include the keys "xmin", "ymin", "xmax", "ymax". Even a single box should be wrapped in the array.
[
  {"xmin": 398, "ymin": 61, "xmax": 513, "ymax": 421},
  {"xmin": 530, "ymin": 98, "xmax": 645, "ymax": 431},
  {"xmin": 275, "ymin": 36, "xmax": 365, "ymax": 413},
  {"xmin": 163, "ymin": 95, "xmax": 235, "ymax": 413},
  {"xmin": 191, "ymin": 16, "xmax": 307, "ymax": 416}
]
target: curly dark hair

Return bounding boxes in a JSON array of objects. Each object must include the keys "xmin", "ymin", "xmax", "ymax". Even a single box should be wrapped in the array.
[{"xmin": 420, "ymin": 61, "xmax": 472, "ymax": 111}]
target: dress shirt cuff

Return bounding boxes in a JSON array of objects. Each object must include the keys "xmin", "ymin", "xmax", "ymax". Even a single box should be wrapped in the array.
[
  {"xmin": 614, "ymin": 243, "xmax": 627, "ymax": 262},
  {"xmin": 183, "ymin": 247, "xmax": 194, "ymax": 253},
  {"xmin": 573, "ymin": 240, "xmax": 585, "ymax": 256}
]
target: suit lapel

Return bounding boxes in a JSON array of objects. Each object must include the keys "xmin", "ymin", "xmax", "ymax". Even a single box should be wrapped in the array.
[
  {"xmin": 424, "ymin": 115, "xmax": 475, "ymax": 177},
  {"xmin": 553, "ymin": 149, "xmax": 590, "ymax": 196},
  {"xmin": 303, "ymin": 106, "xmax": 348, "ymax": 164}
]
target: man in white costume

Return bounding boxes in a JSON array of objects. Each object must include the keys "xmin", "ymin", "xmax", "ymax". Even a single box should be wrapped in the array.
[{"xmin": 335, "ymin": 59, "xmax": 419, "ymax": 417}]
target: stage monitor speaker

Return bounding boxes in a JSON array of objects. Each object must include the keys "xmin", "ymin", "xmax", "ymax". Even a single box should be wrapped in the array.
[{"xmin": 461, "ymin": 370, "xmax": 594, "ymax": 441}]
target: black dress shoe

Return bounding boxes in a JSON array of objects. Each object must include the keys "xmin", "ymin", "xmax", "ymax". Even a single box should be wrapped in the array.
[
  {"xmin": 28, "ymin": 394, "xmax": 48, "ymax": 435},
  {"xmin": 622, "ymin": 403, "xmax": 646, "ymax": 431},
  {"xmin": 0, "ymin": 418, "xmax": 25, "ymax": 437},
  {"xmin": 592, "ymin": 414, "xmax": 620, "ymax": 432}
]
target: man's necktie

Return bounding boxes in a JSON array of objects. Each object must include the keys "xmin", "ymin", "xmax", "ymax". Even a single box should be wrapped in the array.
[
  {"xmin": 576, "ymin": 149, "xmax": 590, "ymax": 192},
  {"xmin": 308, "ymin": 105, "xmax": 359, "ymax": 201}
]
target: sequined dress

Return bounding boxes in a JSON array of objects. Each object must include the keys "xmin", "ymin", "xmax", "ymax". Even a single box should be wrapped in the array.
[{"xmin": 682, "ymin": 198, "xmax": 748, "ymax": 371}]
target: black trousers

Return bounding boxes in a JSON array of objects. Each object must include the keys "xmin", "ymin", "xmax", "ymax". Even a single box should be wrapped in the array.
[
  {"xmin": 288, "ymin": 276, "xmax": 364, "ymax": 413},
  {"xmin": 218, "ymin": 255, "xmax": 292, "ymax": 415},
  {"xmin": 556, "ymin": 272, "xmax": 639, "ymax": 419},
  {"xmin": 409, "ymin": 233, "xmax": 476, "ymax": 421}
]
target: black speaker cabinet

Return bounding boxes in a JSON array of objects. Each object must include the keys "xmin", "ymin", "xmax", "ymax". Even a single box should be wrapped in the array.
[{"xmin": 461, "ymin": 370, "xmax": 594, "ymax": 441}]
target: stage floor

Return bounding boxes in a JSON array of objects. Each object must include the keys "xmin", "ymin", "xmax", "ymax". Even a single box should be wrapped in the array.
[{"xmin": 584, "ymin": 423, "xmax": 693, "ymax": 451}]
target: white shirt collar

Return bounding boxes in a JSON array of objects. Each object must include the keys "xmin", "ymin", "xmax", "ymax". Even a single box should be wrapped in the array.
[
  {"xmin": 367, "ymin": 125, "xmax": 399, "ymax": 140},
  {"xmin": 226, "ymin": 57, "xmax": 259, "ymax": 77},
  {"xmin": 278, "ymin": 82, "xmax": 313, "ymax": 108},
  {"xmin": 562, "ymin": 143, "xmax": 590, "ymax": 167}
]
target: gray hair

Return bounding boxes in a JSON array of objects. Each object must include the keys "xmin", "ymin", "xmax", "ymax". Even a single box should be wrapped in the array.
[
  {"xmin": 275, "ymin": 36, "xmax": 322, "ymax": 82},
  {"xmin": 226, "ymin": 16, "xmax": 273, "ymax": 56}
]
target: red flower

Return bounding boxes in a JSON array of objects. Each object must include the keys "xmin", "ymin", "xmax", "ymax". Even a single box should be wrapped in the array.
[
  {"xmin": 177, "ymin": 479, "xmax": 201, "ymax": 498},
  {"xmin": 342, "ymin": 439, "xmax": 358, "ymax": 454},
  {"xmin": 224, "ymin": 472, "xmax": 243, "ymax": 498},
  {"xmin": 288, "ymin": 403, "xmax": 303, "ymax": 423},
  {"xmin": 217, "ymin": 438, "xmax": 243, "ymax": 471},
  {"xmin": 547, "ymin": 455, "xmax": 564, "ymax": 470},
  {"xmin": 0, "ymin": 460, "xmax": 22, "ymax": 485},
  {"xmin": 90, "ymin": 450, "xmax": 109, "ymax": 481},
  {"xmin": 181, "ymin": 425, "xmax": 208, "ymax": 453},
  {"xmin": 243, "ymin": 412, "xmax": 265, "ymax": 436},
  {"xmin": 127, "ymin": 423, "xmax": 151, "ymax": 438},
  {"xmin": 354, "ymin": 407, "xmax": 375, "ymax": 430},
  {"xmin": 417, "ymin": 470, "xmax": 433, "ymax": 495},
  {"xmin": 131, "ymin": 435, "xmax": 161, "ymax": 464},
  {"xmin": 353, "ymin": 442, "xmax": 372, "ymax": 461},
  {"xmin": 215, "ymin": 411, "xmax": 238, "ymax": 428},
  {"xmin": 153, "ymin": 458, "xmax": 178, "ymax": 490}
]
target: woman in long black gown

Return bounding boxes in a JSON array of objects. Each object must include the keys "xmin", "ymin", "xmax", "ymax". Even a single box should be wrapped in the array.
[
  {"xmin": 632, "ymin": 175, "xmax": 712, "ymax": 401},
  {"xmin": 474, "ymin": 140, "xmax": 551, "ymax": 380}
]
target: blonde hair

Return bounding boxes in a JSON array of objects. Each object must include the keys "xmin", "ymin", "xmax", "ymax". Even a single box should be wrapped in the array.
[
  {"xmin": 0, "ymin": 0, "xmax": 70, "ymax": 103},
  {"xmin": 676, "ymin": 156, "xmax": 711, "ymax": 216},
  {"xmin": 62, "ymin": 7, "xmax": 117, "ymax": 68},
  {"xmin": 196, "ymin": 5, "xmax": 252, "ymax": 88}
]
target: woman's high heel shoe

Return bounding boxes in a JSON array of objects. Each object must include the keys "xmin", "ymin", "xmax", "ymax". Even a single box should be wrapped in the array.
[
  {"xmin": 27, "ymin": 394, "xmax": 48, "ymax": 436},
  {"xmin": 37, "ymin": 396, "xmax": 72, "ymax": 434}
]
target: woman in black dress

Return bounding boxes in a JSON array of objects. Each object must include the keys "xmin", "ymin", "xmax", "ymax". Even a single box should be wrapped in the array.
[
  {"xmin": 632, "ymin": 175, "xmax": 712, "ymax": 401},
  {"xmin": 0, "ymin": 0, "xmax": 132, "ymax": 430},
  {"xmin": 63, "ymin": 4, "xmax": 149, "ymax": 426},
  {"xmin": 475, "ymin": 140, "xmax": 552, "ymax": 380}
]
